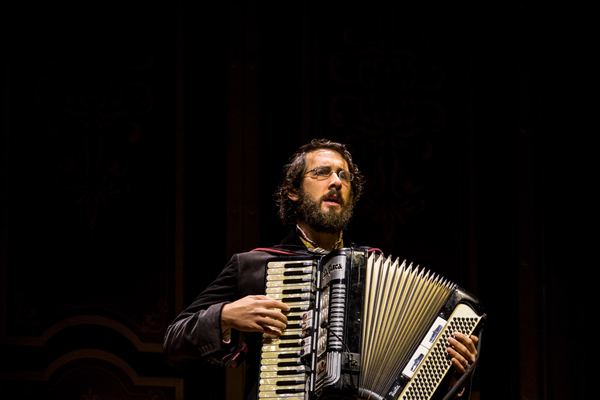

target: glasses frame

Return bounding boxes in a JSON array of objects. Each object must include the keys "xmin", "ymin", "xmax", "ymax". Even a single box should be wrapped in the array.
[{"xmin": 304, "ymin": 166, "xmax": 354, "ymax": 182}]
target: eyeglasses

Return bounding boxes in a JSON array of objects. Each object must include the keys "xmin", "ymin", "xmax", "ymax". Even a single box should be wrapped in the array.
[{"xmin": 304, "ymin": 166, "xmax": 353, "ymax": 182}]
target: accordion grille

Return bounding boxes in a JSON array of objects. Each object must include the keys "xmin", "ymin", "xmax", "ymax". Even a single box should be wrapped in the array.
[{"xmin": 359, "ymin": 253, "xmax": 455, "ymax": 398}]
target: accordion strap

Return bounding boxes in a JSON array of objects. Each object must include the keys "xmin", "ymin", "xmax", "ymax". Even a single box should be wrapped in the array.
[
  {"xmin": 250, "ymin": 244, "xmax": 313, "ymax": 256},
  {"xmin": 250, "ymin": 245, "xmax": 383, "ymax": 257}
]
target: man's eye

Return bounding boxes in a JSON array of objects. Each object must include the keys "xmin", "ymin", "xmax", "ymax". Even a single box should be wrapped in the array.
[{"xmin": 316, "ymin": 167, "xmax": 330, "ymax": 176}]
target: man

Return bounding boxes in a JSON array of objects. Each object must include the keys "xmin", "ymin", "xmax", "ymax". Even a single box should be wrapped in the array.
[{"xmin": 164, "ymin": 139, "xmax": 479, "ymax": 399}]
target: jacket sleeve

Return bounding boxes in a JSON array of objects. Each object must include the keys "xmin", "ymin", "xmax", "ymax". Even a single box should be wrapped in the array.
[{"xmin": 163, "ymin": 254, "xmax": 245, "ymax": 368}]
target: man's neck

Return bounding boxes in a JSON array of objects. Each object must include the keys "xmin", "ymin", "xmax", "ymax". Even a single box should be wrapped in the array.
[{"xmin": 296, "ymin": 221, "xmax": 341, "ymax": 251}]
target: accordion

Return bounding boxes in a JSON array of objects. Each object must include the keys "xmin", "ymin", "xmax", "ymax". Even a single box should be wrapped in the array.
[{"xmin": 258, "ymin": 247, "xmax": 486, "ymax": 400}]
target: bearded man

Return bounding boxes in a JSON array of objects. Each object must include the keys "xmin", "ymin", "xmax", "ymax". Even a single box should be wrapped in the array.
[{"xmin": 163, "ymin": 139, "xmax": 478, "ymax": 399}]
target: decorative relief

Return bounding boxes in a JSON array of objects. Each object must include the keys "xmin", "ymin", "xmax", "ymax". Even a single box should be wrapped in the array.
[
  {"xmin": 80, "ymin": 388, "xmax": 101, "ymax": 400},
  {"xmin": 13, "ymin": 293, "xmax": 42, "ymax": 328},
  {"xmin": 147, "ymin": 389, "xmax": 168, "ymax": 400},
  {"xmin": 139, "ymin": 301, "xmax": 169, "ymax": 334},
  {"xmin": 2, "ymin": 350, "xmax": 181, "ymax": 400}
]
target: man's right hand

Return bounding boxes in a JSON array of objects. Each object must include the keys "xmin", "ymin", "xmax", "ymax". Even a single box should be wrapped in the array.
[{"xmin": 221, "ymin": 295, "xmax": 290, "ymax": 336}]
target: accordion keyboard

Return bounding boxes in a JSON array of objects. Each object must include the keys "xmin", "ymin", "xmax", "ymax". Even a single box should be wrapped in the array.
[{"xmin": 258, "ymin": 259, "xmax": 318, "ymax": 400}]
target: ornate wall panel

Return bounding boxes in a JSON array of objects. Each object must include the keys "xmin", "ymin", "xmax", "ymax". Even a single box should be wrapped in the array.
[{"xmin": 3, "ymin": 350, "xmax": 182, "ymax": 400}]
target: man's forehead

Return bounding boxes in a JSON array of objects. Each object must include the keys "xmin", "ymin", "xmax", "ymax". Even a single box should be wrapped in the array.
[{"xmin": 305, "ymin": 149, "xmax": 348, "ymax": 168}]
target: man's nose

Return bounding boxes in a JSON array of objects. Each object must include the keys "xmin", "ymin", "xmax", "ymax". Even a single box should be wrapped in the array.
[{"xmin": 328, "ymin": 171, "xmax": 343, "ymax": 188}]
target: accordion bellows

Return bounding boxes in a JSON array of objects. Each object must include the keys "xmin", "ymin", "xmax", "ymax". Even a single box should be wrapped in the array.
[{"xmin": 259, "ymin": 248, "xmax": 486, "ymax": 400}]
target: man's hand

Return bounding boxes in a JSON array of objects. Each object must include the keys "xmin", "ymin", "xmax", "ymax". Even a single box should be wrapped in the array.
[
  {"xmin": 447, "ymin": 332, "xmax": 478, "ymax": 374},
  {"xmin": 221, "ymin": 295, "xmax": 290, "ymax": 336},
  {"xmin": 447, "ymin": 332, "xmax": 478, "ymax": 395}
]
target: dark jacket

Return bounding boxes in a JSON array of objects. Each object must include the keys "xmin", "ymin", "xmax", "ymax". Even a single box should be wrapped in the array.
[{"xmin": 163, "ymin": 230, "xmax": 334, "ymax": 398}]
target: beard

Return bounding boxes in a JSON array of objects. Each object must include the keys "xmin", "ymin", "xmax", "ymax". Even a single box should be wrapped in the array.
[{"xmin": 296, "ymin": 188, "xmax": 355, "ymax": 234}]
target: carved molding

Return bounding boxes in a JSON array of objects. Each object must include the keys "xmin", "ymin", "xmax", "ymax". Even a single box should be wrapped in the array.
[
  {"xmin": 2, "ymin": 349, "xmax": 183, "ymax": 400},
  {"xmin": 1, "ymin": 315, "xmax": 163, "ymax": 353}
]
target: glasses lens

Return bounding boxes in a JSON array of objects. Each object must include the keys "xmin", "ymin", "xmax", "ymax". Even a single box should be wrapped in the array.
[
  {"xmin": 338, "ymin": 170, "xmax": 353, "ymax": 182},
  {"xmin": 307, "ymin": 166, "xmax": 353, "ymax": 182},
  {"xmin": 315, "ymin": 166, "xmax": 331, "ymax": 178}
]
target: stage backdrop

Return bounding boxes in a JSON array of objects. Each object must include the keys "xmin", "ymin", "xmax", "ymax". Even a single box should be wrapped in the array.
[{"xmin": 2, "ymin": 1, "xmax": 590, "ymax": 400}]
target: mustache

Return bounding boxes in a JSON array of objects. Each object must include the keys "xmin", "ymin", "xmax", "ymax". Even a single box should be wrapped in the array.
[{"xmin": 320, "ymin": 189, "xmax": 345, "ymax": 205}]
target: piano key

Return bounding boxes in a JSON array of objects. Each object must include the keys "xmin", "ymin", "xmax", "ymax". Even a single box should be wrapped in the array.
[
  {"xmin": 261, "ymin": 350, "xmax": 302, "ymax": 359},
  {"xmin": 266, "ymin": 286, "xmax": 314, "ymax": 295},
  {"xmin": 266, "ymin": 278, "xmax": 314, "ymax": 287},
  {"xmin": 261, "ymin": 353, "xmax": 303, "ymax": 364},
  {"xmin": 264, "ymin": 292, "xmax": 314, "ymax": 301},
  {"xmin": 267, "ymin": 274, "xmax": 314, "ymax": 282},
  {"xmin": 262, "ymin": 341, "xmax": 302, "ymax": 352},
  {"xmin": 260, "ymin": 384, "xmax": 305, "ymax": 392},
  {"xmin": 260, "ymin": 371, "xmax": 306, "ymax": 380},
  {"xmin": 266, "ymin": 282, "xmax": 313, "ymax": 292},
  {"xmin": 259, "ymin": 378, "xmax": 307, "ymax": 386},
  {"xmin": 259, "ymin": 391, "xmax": 305, "ymax": 399},
  {"xmin": 267, "ymin": 260, "xmax": 315, "ymax": 268},
  {"xmin": 276, "ymin": 361, "xmax": 305, "ymax": 367},
  {"xmin": 260, "ymin": 364, "xmax": 308, "ymax": 373},
  {"xmin": 287, "ymin": 306, "xmax": 311, "ymax": 313},
  {"xmin": 267, "ymin": 264, "xmax": 314, "ymax": 272}
]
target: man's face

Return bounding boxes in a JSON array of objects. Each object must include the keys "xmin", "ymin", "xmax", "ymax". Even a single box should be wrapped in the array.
[{"xmin": 289, "ymin": 149, "xmax": 355, "ymax": 233}]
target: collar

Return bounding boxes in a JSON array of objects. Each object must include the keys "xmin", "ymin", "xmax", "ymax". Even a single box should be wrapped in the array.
[{"xmin": 295, "ymin": 224, "xmax": 344, "ymax": 251}]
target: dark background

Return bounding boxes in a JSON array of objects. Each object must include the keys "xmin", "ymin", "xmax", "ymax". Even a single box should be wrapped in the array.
[{"xmin": 1, "ymin": 1, "xmax": 591, "ymax": 399}]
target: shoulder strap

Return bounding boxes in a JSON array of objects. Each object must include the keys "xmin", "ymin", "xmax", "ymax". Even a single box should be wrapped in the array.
[
  {"xmin": 251, "ymin": 245, "xmax": 384, "ymax": 257},
  {"xmin": 249, "ymin": 244, "xmax": 314, "ymax": 256}
]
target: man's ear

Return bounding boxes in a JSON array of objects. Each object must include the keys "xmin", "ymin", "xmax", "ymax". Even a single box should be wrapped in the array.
[{"xmin": 287, "ymin": 190, "xmax": 299, "ymax": 202}]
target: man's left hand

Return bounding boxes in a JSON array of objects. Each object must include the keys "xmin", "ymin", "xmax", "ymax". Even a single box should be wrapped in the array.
[
  {"xmin": 446, "ymin": 332, "xmax": 478, "ymax": 395},
  {"xmin": 447, "ymin": 332, "xmax": 478, "ymax": 374}
]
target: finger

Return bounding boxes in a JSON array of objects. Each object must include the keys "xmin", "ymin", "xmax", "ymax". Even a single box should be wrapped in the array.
[
  {"xmin": 259, "ymin": 313, "xmax": 288, "ymax": 330},
  {"xmin": 263, "ymin": 309, "xmax": 289, "ymax": 325},
  {"xmin": 450, "ymin": 356, "xmax": 469, "ymax": 374},
  {"xmin": 447, "ymin": 335, "xmax": 467, "ymax": 354},
  {"xmin": 257, "ymin": 297, "xmax": 291, "ymax": 312},
  {"xmin": 446, "ymin": 346, "xmax": 463, "ymax": 364},
  {"xmin": 250, "ymin": 295, "xmax": 290, "ymax": 309},
  {"xmin": 259, "ymin": 318, "xmax": 287, "ymax": 336},
  {"xmin": 251, "ymin": 316, "xmax": 287, "ymax": 333},
  {"xmin": 248, "ymin": 295, "xmax": 273, "ymax": 302},
  {"xmin": 267, "ymin": 300, "xmax": 291, "ymax": 312},
  {"xmin": 263, "ymin": 323, "xmax": 285, "ymax": 335},
  {"xmin": 455, "ymin": 332, "xmax": 476, "ymax": 350},
  {"xmin": 447, "ymin": 345, "xmax": 471, "ymax": 374},
  {"xmin": 452, "ymin": 332, "xmax": 473, "ymax": 346},
  {"xmin": 449, "ymin": 333, "xmax": 477, "ymax": 363}
]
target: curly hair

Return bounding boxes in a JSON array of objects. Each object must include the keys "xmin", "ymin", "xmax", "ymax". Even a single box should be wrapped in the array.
[{"xmin": 275, "ymin": 138, "xmax": 365, "ymax": 226}]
